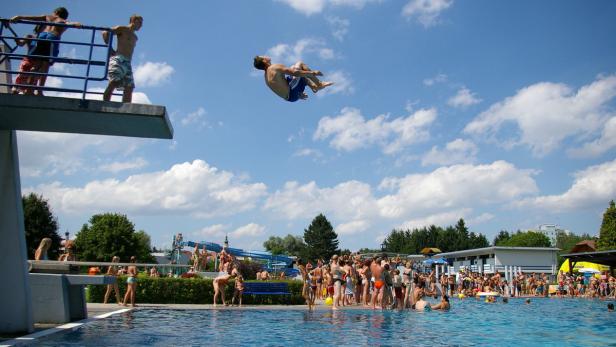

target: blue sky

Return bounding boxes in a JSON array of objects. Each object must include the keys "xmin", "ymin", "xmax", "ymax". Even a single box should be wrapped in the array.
[{"xmin": 5, "ymin": 0, "xmax": 616, "ymax": 251}]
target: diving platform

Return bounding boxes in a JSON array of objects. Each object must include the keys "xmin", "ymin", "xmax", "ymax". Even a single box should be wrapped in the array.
[{"xmin": 0, "ymin": 94, "xmax": 173, "ymax": 139}]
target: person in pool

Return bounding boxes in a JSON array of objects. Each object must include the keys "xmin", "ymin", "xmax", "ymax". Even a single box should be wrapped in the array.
[
  {"xmin": 414, "ymin": 291, "xmax": 430, "ymax": 311},
  {"xmin": 431, "ymin": 295, "xmax": 450, "ymax": 310},
  {"xmin": 253, "ymin": 56, "xmax": 333, "ymax": 102},
  {"xmin": 123, "ymin": 256, "xmax": 138, "ymax": 307}
]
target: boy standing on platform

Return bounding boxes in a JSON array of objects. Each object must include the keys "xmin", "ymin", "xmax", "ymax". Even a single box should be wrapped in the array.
[{"xmin": 103, "ymin": 14, "xmax": 143, "ymax": 103}]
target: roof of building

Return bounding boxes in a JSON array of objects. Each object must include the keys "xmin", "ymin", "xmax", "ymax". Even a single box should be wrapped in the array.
[
  {"xmin": 560, "ymin": 249, "xmax": 616, "ymax": 268},
  {"xmin": 433, "ymin": 246, "xmax": 560, "ymax": 258},
  {"xmin": 569, "ymin": 240, "xmax": 596, "ymax": 254}
]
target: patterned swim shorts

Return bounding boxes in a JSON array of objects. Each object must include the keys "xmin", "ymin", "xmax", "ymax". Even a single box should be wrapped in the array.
[{"xmin": 107, "ymin": 54, "xmax": 134, "ymax": 88}]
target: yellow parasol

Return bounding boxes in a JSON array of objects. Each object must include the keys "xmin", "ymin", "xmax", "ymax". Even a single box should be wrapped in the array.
[{"xmin": 559, "ymin": 259, "xmax": 609, "ymax": 273}]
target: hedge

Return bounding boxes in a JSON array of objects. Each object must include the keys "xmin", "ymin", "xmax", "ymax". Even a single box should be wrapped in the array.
[{"xmin": 87, "ymin": 276, "xmax": 306, "ymax": 305}]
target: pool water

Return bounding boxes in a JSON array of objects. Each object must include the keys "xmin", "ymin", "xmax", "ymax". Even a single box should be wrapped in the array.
[{"xmin": 31, "ymin": 298, "xmax": 616, "ymax": 346}]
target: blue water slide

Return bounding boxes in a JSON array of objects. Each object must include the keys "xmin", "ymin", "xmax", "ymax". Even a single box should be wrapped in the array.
[{"xmin": 181, "ymin": 240, "xmax": 294, "ymax": 265}]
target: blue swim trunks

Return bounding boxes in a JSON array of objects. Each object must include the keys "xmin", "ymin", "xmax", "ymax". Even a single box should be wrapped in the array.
[
  {"xmin": 29, "ymin": 32, "xmax": 60, "ymax": 65},
  {"xmin": 286, "ymin": 75, "xmax": 307, "ymax": 102}
]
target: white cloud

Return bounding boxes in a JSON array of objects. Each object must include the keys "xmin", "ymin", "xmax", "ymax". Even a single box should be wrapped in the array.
[
  {"xmin": 230, "ymin": 223, "xmax": 266, "ymax": 238},
  {"xmin": 277, "ymin": 0, "xmax": 380, "ymax": 15},
  {"xmin": 447, "ymin": 87, "xmax": 481, "ymax": 108},
  {"xmin": 515, "ymin": 159, "xmax": 616, "ymax": 212},
  {"xmin": 134, "ymin": 62, "xmax": 175, "ymax": 87},
  {"xmin": 24, "ymin": 160, "xmax": 268, "ymax": 218},
  {"xmin": 266, "ymin": 38, "xmax": 336, "ymax": 65},
  {"xmin": 421, "ymin": 138, "xmax": 478, "ymax": 166},
  {"xmin": 17, "ymin": 132, "xmax": 142, "ymax": 177},
  {"xmin": 327, "ymin": 16, "xmax": 350, "ymax": 41},
  {"xmin": 317, "ymin": 70, "xmax": 354, "ymax": 96},
  {"xmin": 400, "ymin": 208, "xmax": 471, "ymax": 230},
  {"xmin": 193, "ymin": 224, "xmax": 229, "ymax": 239},
  {"xmin": 264, "ymin": 180, "xmax": 378, "ymax": 221},
  {"xmin": 181, "ymin": 107, "xmax": 208, "ymax": 128},
  {"xmin": 293, "ymin": 148, "xmax": 323, "ymax": 158},
  {"xmin": 313, "ymin": 106, "xmax": 436, "ymax": 154},
  {"xmin": 567, "ymin": 116, "xmax": 616, "ymax": 158},
  {"xmin": 99, "ymin": 157, "xmax": 148, "ymax": 173},
  {"xmin": 464, "ymin": 75, "xmax": 616, "ymax": 157},
  {"xmin": 377, "ymin": 160, "xmax": 538, "ymax": 218},
  {"xmin": 402, "ymin": 0, "xmax": 454, "ymax": 27},
  {"xmin": 423, "ymin": 73, "xmax": 448, "ymax": 86},
  {"xmin": 337, "ymin": 219, "xmax": 370, "ymax": 235}
]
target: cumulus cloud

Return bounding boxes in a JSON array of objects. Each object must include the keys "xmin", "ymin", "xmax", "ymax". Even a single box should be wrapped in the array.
[
  {"xmin": 402, "ymin": 0, "xmax": 454, "ymax": 27},
  {"xmin": 421, "ymin": 138, "xmax": 478, "ymax": 166},
  {"xmin": 17, "ymin": 132, "xmax": 142, "ymax": 177},
  {"xmin": 24, "ymin": 160, "xmax": 268, "ymax": 218},
  {"xmin": 327, "ymin": 16, "xmax": 350, "ymax": 41},
  {"xmin": 447, "ymin": 87, "xmax": 481, "ymax": 108},
  {"xmin": 515, "ymin": 159, "xmax": 616, "ymax": 212},
  {"xmin": 267, "ymin": 38, "xmax": 336, "ymax": 65},
  {"xmin": 377, "ymin": 161, "xmax": 538, "ymax": 218},
  {"xmin": 277, "ymin": 0, "xmax": 381, "ymax": 16},
  {"xmin": 134, "ymin": 62, "xmax": 175, "ymax": 87},
  {"xmin": 231, "ymin": 223, "xmax": 266, "ymax": 238},
  {"xmin": 313, "ymin": 107, "xmax": 436, "ymax": 154},
  {"xmin": 264, "ymin": 180, "xmax": 378, "ymax": 221},
  {"xmin": 464, "ymin": 75, "xmax": 616, "ymax": 157},
  {"xmin": 337, "ymin": 220, "xmax": 370, "ymax": 235},
  {"xmin": 567, "ymin": 116, "xmax": 616, "ymax": 158},
  {"xmin": 400, "ymin": 208, "xmax": 471, "ymax": 230}
]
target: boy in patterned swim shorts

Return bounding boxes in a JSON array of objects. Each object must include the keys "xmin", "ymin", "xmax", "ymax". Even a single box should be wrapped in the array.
[{"xmin": 103, "ymin": 14, "xmax": 143, "ymax": 103}]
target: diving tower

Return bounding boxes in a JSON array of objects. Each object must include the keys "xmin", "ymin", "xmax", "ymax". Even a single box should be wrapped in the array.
[{"xmin": 0, "ymin": 18, "xmax": 172, "ymax": 334}]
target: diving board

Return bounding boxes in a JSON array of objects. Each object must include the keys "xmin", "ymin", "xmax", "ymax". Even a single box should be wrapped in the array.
[{"xmin": 0, "ymin": 94, "xmax": 173, "ymax": 139}]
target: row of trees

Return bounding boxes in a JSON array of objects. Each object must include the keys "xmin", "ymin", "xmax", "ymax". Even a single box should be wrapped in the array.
[
  {"xmin": 382, "ymin": 219, "xmax": 490, "ymax": 254},
  {"xmin": 23, "ymin": 193, "xmax": 154, "ymax": 262}
]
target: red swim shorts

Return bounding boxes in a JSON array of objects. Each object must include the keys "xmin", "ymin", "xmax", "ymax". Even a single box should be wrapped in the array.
[{"xmin": 375, "ymin": 280, "xmax": 384, "ymax": 289}]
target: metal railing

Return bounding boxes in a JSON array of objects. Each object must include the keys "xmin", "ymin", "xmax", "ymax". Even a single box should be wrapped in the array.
[{"xmin": 0, "ymin": 18, "xmax": 114, "ymax": 99}]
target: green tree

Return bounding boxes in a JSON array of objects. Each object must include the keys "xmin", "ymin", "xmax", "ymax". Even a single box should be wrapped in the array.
[
  {"xmin": 597, "ymin": 200, "xmax": 616, "ymax": 250},
  {"xmin": 555, "ymin": 230, "xmax": 595, "ymax": 265},
  {"xmin": 263, "ymin": 234, "xmax": 306, "ymax": 256},
  {"xmin": 493, "ymin": 230, "xmax": 511, "ymax": 246},
  {"xmin": 303, "ymin": 214, "xmax": 339, "ymax": 262},
  {"xmin": 22, "ymin": 193, "xmax": 62, "ymax": 260},
  {"xmin": 74, "ymin": 213, "xmax": 155, "ymax": 262},
  {"xmin": 498, "ymin": 231, "xmax": 551, "ymax": 247}
]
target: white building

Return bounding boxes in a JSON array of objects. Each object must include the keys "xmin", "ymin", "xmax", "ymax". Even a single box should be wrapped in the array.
[
  {"xmin": 433, "ymin": 246, "xmax": 559, "ymax": 276},
  {"xmin": 534, "ymin": 224, "xmax": 571, "ymax": 246}
]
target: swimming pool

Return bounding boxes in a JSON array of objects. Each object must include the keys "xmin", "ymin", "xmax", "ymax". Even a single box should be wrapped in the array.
[{"xmin": 28, "ymin": 298, "xmax": 616, "ymax": 346}]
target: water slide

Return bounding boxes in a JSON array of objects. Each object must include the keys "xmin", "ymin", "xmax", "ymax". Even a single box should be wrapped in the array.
[{"xmin": 179, "ymin": 240, "xmax": 298, "ymax": 276}]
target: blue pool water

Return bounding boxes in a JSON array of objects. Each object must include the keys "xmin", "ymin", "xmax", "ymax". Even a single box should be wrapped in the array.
[{"xmin": 31, "ymin": 298, "xmax": 616, "ymax": 346}]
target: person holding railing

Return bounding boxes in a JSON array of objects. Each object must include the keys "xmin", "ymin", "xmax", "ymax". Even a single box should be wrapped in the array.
[
  {"xmin": 102, "ymin": 14, "xmax": 143, "ymax": 103},
  {"xmin": 10, "ymin": 7, "xmax": 81, "ymax": 96}
]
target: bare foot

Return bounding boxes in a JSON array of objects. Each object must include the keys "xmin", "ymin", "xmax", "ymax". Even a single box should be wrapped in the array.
[
  {"xmin": 314, "ymin": 81, "xmax": 334, "ymax": 93},
  {"xmin": 299, "ymin": 92, "xmax": 308, "ymax": 100}
]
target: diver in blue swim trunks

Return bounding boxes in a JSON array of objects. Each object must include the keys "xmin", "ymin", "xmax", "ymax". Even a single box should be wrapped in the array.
[
  {"xmin": 253, "ymin": 56, "xmax": 333, "ymax": 102},
  {"xmin": 103, "ymin": 15, "xmax": 143, "ymax": 103},
  {"xmin": 10, "ymin": 7, "xmax": 81, "ymax": 95}
]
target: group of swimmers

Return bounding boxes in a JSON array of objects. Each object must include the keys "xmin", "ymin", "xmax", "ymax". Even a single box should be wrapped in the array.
[{"xmin": 295, "ymin": 254, "xmax": 450, "ymax": 311}]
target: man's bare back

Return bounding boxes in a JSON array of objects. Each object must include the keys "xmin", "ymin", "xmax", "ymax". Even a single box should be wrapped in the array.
[{"xmin": 265, "ymin": 64, "xmax": 293, "ymax": 100}]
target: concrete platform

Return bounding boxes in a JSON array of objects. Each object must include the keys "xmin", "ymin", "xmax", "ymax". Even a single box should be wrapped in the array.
[{"xmin": 0, "ymin": 94, "xmax": 173, "ymax": 139}]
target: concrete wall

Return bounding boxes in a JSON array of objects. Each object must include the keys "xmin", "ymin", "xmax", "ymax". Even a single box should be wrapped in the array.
[{"xmin": 0, "ymin": 45, "xmax": 34, "ymax": 333}]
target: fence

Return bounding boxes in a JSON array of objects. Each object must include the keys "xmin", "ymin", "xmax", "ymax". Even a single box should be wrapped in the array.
[{"xmin": 0, "ymin": 18, "xmax": 114, "ymax": 99}]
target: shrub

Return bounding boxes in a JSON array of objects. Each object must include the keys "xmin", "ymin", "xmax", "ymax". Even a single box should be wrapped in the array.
[{"xmin": 87, "ymin": 276, "xmax": 305, "ymax": 305}]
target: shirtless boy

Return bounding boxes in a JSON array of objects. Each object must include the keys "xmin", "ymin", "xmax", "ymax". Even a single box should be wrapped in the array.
[
  {"xmin": 370, "ymin": 258, "xmax": 384, "ymax": 309},
  {"xmin": 11, "ymin": 7, "xmax": 81, "ymax": 95},
  {"xmin": 103, "ymin": 14, "xmax": 143, "ymax": 103},
  {"xmin": 253, "ymin": 56, "xmax": 333, "ymax": 102}
]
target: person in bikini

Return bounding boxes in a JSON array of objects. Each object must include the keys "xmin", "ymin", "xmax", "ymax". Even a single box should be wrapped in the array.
[
  {"xmin": 103, "ymin": 14, "xmax": 143, "ymax": 103},
  {"xmin": 123, "ymin": 256, "xmax": 138, "ymax": 307},
  {"xmin": 253, "ymin": 56, "xmax": 333, "ymax": 102},
  {"xmin": 103, "ymin": 256, "xmax": 122, "ymax": 304},
  {"xmin": 314, "ymin": 260, "xmax": 323, "ymax": 300}
]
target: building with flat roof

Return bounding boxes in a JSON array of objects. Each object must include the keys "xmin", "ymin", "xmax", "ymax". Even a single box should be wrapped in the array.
[{"xmin": 433, "ymin": 246, "xmax": 560, "ymax": 275}]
